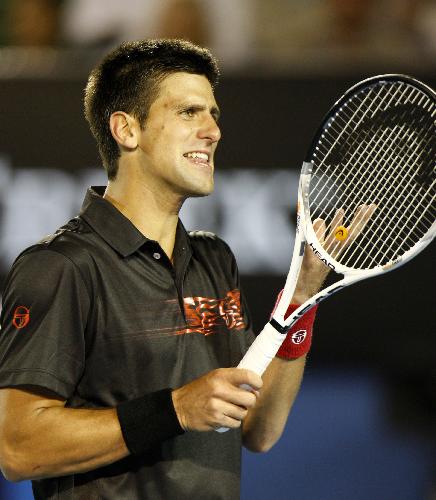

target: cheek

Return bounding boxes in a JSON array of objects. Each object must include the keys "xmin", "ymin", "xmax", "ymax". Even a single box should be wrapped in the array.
[{"xmin": 140, "ymin": 126, "xmax": 163, "ymax": 155}]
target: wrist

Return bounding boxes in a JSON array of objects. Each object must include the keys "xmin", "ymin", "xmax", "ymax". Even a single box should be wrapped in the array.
[
  {"xmin": 117, "ymin": 388, "xmax": 185, "ymax": 456},
  {"xmin": 276, "ymin": 303, "xmax": 318, "ymax": 360},
  {"xmin": 291, "ymin": 283, "xmax": 322, "ymax": 304},
  {"xmin": 171, "ymin": 387, "xmax": 188, "ymax": 431}
]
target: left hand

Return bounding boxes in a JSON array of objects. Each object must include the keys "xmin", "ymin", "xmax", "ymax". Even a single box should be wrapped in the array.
[
  {"xmin": 292, "ymin": 204, "xmax": 377, "ymax": 303},
  {"xmin": 291, "ymin": 218, "xmax": 330, "ymax": 304}
]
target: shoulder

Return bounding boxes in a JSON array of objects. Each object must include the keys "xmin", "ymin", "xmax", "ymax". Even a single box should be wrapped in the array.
[
  {"xmin": 188, "ymin": 230, "xmax": 217, "ymax": 241},
  {"xmin": 16, "ymin": 216, "xmax": 98, "ymax": 265},
  {"xmin": 187, "ymin": 230, "xmax": 239, "ymax": 280},
  {"xmin": 8, "ymin": 217, "xmax": 97, "ymax": 296},
  {"xmin": 2, "ymin": 245, "xmax": 90, "ymax": 311},
  {"xmin": 188, "ymin": 230, "xmax": 234, "ymax": 258}
]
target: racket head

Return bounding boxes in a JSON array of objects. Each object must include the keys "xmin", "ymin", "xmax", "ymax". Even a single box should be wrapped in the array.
[{"xmin": 301, "ymin": 74, "xmax": 435, "ymax": 273}]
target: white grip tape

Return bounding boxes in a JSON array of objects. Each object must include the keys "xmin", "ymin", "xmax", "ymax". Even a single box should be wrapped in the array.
[
  {"xmin": 215, "ymin": 322, "xmax": 285, "ymax": 433},
  {"xmin": 237, "ymin": 322, "xmax": 285, "ymax": 375}
]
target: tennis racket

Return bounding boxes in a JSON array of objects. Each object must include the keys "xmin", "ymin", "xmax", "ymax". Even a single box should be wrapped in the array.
[{"xmin": 218, "ymin": 74, "xmax": 435, "ymax": 432}]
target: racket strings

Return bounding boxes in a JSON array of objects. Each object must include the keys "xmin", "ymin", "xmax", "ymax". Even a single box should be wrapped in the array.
[
  {"xmin": 313, "ymin": 86, "xmax": 388, "ymax": 174},
  {"xmin": 316, "ymin": 118, "xmax": 421, "ymax": 228},
  {"xmin": 337, "ymin": 85, "xmax": 431, "ymax": 153},
  {"xmin": 319, "ymin": 119, "xmax": 434, "ymax": 267},
  {"xmin": 332, "ymin": 115, "xmax": 434, "ymax": 265},
  {"xmin": 377, "ymin": 182, "xmax": 435, "ymax": 263},
  {"xmin": 314, "ymin": 105, "xmax": 431, "ymax": 260},
  {"xmin": 330, "ymin": 137, "xmax": 433, "ymax": 265},
  {"xmin": 308, "ymin": 80, "xmax": 435, "ymax": 269},
  {"xmin": 318, "ymin": 83, "xmax": 406, "ymax": 167},
  {"xmin": 356, "ymin": 123, "xmax": 434, "ymax": 232},
  {"xmin": 340, "ymin": 118, "xmax": 434, "ymax": 236},
  {"xmin": 315, "ymin": 83, "xmax": 433, "ymax": 184},
  {"xmin": 313, "ymin": 84, "xmax": 431, "ymax": 209},
  {"xmin": 347, "ymin": 175, "xmax": 434, "ymax": 269},
  {"xmin": 337, "ymin": 93, "xmax": 435, "ymax": 244},
  {"xmin": 311, "ymin": 85, "xmax": 420, "ymax": 209}
]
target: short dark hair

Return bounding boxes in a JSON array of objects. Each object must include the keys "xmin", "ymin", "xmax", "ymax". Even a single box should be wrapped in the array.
[{"xmin": 84, "ymin": 39, "xmax": 220, "ymax": 180}]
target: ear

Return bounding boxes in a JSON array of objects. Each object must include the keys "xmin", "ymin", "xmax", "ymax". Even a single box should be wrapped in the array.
[{"xmin": 109, "ymin": 112, "xmax": 139, "ymax": 150}]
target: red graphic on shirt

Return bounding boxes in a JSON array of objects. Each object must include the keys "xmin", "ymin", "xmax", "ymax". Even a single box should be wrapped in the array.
[
  {"xmin": 12, "ymin": 306, "xmax": 30, "ymax": 329},
  {"xmin": 177, "ymin": 289, "xmax": 245, "ymax": 336}
]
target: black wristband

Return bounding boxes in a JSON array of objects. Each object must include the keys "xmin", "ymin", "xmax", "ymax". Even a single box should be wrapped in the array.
[{"xmin": 116, "ymin": 388, "xmax": 185, "ymax": 456}]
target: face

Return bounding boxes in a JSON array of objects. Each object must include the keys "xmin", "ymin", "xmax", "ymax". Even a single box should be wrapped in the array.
[{"xmin": 135, "ymin": 72, "xmax": 221, "ymax": 199}]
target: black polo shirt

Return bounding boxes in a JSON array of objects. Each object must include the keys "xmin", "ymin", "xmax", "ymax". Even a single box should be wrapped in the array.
[{"xmin": 0, "ymin": 187, "xmax": 255, "ymax": 500}]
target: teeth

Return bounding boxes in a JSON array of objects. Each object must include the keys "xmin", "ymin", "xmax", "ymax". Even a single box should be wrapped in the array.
[{"xmin": 186, "ymin": 152, "xmax": 209, "ymax": 161}]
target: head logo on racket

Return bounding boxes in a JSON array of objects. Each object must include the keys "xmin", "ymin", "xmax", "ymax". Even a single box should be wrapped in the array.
[{"xmin": 291, "ymin": 329, "xmax": 307, "ymax": 345}]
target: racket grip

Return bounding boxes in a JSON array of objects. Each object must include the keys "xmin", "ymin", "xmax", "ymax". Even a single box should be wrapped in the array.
[
  {"xmin": 215, "ymin": 323, "xmax": 285, "ymax": 433},
  {"xmin": 237, "ymin": 322, "xmax": 285, "ymax": 375}
]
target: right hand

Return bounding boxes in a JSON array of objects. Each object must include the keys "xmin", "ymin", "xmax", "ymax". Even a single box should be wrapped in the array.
[{"xmin": 171, "ymin": 368, "xmax": 263, "ymax": 432}]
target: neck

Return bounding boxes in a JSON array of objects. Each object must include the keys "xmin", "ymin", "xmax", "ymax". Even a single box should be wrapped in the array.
[{"xmin": 103, "ymin": 170, "xmax": 183, "ymax": 260}]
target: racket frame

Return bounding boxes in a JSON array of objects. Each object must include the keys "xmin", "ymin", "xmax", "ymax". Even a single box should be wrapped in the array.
[
  {"xmin": 238, "ymin": 156, "xmax": 435, "ymax": 376},
  {"xmin": 304, "ymin": 74, "xmax": 436, "ymax": 164},
  {"xmin": 217, "ymin": 73, "xmax": 435, "ymax": 431}
]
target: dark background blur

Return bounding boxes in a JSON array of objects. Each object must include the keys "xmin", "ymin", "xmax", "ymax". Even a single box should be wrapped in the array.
[{"xmin": 0, "ymin": 0, "xmax": 435, "ymax": 498}]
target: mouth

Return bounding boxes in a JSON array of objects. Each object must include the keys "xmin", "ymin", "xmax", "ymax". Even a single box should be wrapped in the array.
[{"xmin": 183, "ymin": 151, "xmax": 211, "ymax": 168}]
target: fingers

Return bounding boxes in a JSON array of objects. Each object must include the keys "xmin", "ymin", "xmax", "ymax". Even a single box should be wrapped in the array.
[
  {"xmin": 347, "ymin": 203, "xmax": 377, "ymax": 242},
  {"xmin": 209, "ymin": 369, "xmax": 261, "ymax": 411},
  {"xmin": 323, "ymin": 208, "xmax": 345, "ymax": 256},
  {"xmin": 291, "ymin": 217, "xmax": 331, "ymax": 303},
  {"xmin": 314, "ymin": 204, "xmax": 377, "ymax": 258},
  {"xmin": 213, "ymin": 400, "xmax": 250, "ymax": 429},
  {"xmin": 171, "ymin": 368, "xmax": 263, "ymax": 433},
  {"xmin": 226, "ymin": 368, "xmax": 263, "ymax": 392},
  {"xmin": 206, "ymin": 372, "xmax": 259, "ymax": 429},
  {"xmin": 312, "ymin": 218, "xmax": 327, "ymax": 245}
]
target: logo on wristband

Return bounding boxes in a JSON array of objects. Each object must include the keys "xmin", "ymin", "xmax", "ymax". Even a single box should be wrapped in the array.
[{"xmin": 291, "ymin": 329, "xmax": 307, "ymax": 344}]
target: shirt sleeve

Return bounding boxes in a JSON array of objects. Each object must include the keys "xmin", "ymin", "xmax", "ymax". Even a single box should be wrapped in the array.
[{"xmin": 0, "ymin": 248, "xmax": 90, "ymax": 399}]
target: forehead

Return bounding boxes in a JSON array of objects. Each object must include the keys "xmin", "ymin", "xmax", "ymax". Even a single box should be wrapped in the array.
[{"xmin": 154, "ymin": 72, "xmax": 217, "ymax": 107}]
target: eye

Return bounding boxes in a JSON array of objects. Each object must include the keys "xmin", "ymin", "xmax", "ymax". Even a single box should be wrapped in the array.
[{"xmin": 182, "ymin": 108, "xmax": 196, "ymax": 118}]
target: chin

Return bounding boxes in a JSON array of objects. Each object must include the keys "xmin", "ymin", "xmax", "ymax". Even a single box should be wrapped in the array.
[
  {"xmin": 187, "ymin": 182, "xmax": 214, "ymax": 198},
  {"xmin": 185, "ymin": 175, "xmax": 214, "ymax": 197}
]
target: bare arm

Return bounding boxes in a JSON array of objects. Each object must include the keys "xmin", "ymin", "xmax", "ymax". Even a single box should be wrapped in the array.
[
  {"xmin": 242, "ymin": 208, "xmax": 376, "ymax": 452},
  {"xmin": 0, "ymin": 387, "xmax": 129, "ymax": 481},
  {"xmin": 0, "ymin": 368, "xmax": 263, "ymax": 482},
  {"xmin": 242, "ymin": 219, "xmax": 330, "ymax": 452},
  {"xmin": 242, "ymin": 355, "xmax": 306, "ymax": 452}
]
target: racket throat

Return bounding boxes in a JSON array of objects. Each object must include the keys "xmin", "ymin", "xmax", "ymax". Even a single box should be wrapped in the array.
[{"xmin": 269, "ymin": 318, "xmax": 290, "ymax": 335}]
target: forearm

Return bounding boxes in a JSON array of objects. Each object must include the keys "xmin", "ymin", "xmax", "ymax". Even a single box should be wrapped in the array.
[
  {"xmin": 1, "ymin": 371, "xmax": 260, "ymax": 481},
  {"xmin": 242, "ymin": 355, "xmax": 306, "ymax": 452},
  {"xmin": 241, "ymin": 250, "xmax": 325, "ymax": 452},
  {"xmin": 1, "ymin": 403, "xmax": 128, "ymax": 481}
]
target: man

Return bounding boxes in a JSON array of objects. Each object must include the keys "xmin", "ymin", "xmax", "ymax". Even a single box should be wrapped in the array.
[{"xmin": 0, "ymin": 39, "xmax": 325, "ymax": 499}]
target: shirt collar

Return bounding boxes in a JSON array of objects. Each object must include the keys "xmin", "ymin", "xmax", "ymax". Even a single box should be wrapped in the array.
[{"xmin": 79, "ymin": 186, "xmax": 191, "ymax": 259}]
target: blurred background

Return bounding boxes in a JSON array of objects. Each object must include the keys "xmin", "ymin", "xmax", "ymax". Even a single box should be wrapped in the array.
[{"xmin": 0, "ymin": 0, "xmax": 435, "ymax": 498}]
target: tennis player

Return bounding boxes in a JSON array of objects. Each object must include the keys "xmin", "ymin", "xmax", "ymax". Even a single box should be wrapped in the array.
[{"xmin": 0, "ymin": 39, "xmax": 327, "ymax": 499}]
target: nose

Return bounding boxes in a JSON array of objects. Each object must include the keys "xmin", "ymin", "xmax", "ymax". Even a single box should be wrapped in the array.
[{"xmin": 198, "ymin": 114, "xmax": 221, "ymax": 143}]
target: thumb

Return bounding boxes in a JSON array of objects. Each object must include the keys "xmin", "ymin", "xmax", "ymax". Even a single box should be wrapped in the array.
[{"xmin": 227, "ymin": 368, "xmax": 263, "ymax": 391}]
